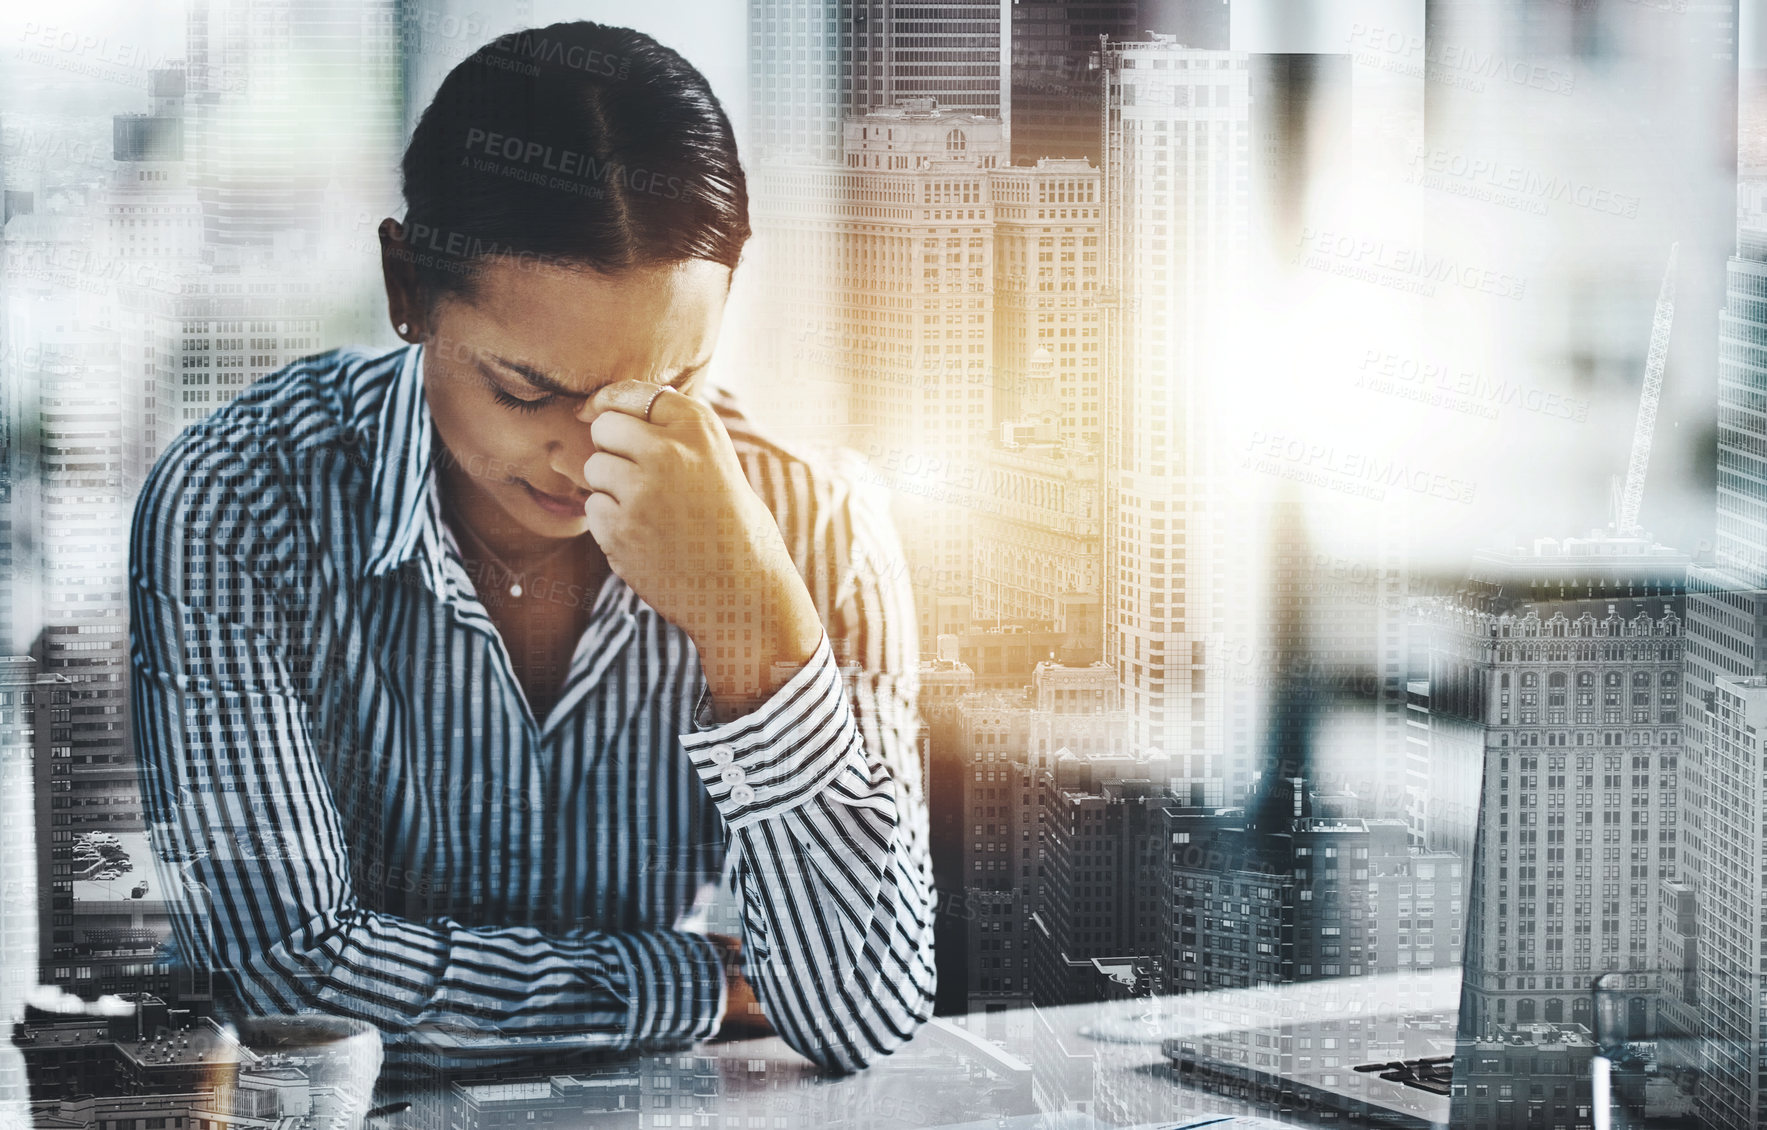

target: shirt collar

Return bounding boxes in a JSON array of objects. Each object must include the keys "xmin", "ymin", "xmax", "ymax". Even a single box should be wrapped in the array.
[{"xmin": 365, "ymin": 342, "xmax": 433, "ymax": 577}]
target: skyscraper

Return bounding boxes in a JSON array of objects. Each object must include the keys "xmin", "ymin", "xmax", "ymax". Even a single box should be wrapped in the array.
[
  {"xmin": 1673, "ymin": 217, "xmax": 1767, "ymax": 1130},
  {"xmin": 1140, "ymin": 0, "xmax": 1230, "ymax": 50},
  {"xmin": 1254, "ymin": 493, "xmax": 1416, "ymax": 825},
  {"xmin": 0, "ymin": 296, "xmax": 165, "ymax": 999},
  {"xmin": 121, "ymin": 265, "xmax": 324, "ymax": 471},
  {"xmin": 973, "ymin": 161, "xmax": 1106, "ymax": 637},
  {"xmin": 957, "ymin": 662, "xmax": 1131, "ymax": 1013},
  {"xmin": 1100, "ymin": 35, "xmax": 1252, "ymax": 803},
  {"xmin": 989, "ymin": 159, "xmax": 1104, "ymax": 443},
  {"xmin": 1160, "ymin": 798, "xmax": 1462, "ymax": 998},
  {"xmin": 1686, "ymin": 675, "xmax": 1767, "ymax": 1129},
  {"xmin": 183, "ymin": 0, "xmax": 399, "ymax": 254},
  {"xmin": 106, "ymin": 66, "xmax": 326, "ymax": 480},
  {"xmin": 1427, "ymin": 535, "xmax": 1688, "ymax": 1040},
  {"xmin": 105, "ymin": 69, "xmax": 202, "ymax": 493},
  {"xmin": 748, "ymin": 0, "xmax": 1010, "ymax": 163},
  {"xmin": 1028, "ymin": 753, "xmax": 1172, "ymax": 1006},
  {"xmin": 752, "ymin": 102, "xmax": 1113, "ymax": 647},
  {"xmin": 0, "ymin": 656, "xmax": 66, "ymax": 1108},
  {"xmin": 972, "ymin": 392, "xmax": 1102, "ymax": 633},
  {"xmin": 1010, "ymin": 1, "xmax": 1139, "ymax": 165}
]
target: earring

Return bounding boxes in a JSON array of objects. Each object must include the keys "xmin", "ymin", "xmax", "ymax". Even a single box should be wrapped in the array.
[{"xmin": 397, "ymin": 322, "xmax": 410, "ymax": 337}]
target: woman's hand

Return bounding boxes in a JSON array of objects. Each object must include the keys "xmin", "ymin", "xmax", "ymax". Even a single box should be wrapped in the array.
[
  {"xmin": 706, "ymin": 931, "xmax": 776, "ymax": 1040},
  {"xmin": 583, "ymin": 380, "xmax": 824, "ymax": 722}
]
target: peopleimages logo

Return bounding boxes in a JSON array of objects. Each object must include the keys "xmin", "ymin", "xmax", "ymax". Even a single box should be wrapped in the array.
[
  {"xmin": 461, "ymin": 128, "xmax": 683, "ymax": 199},
  {"xmin": 1407, "ymin": 145, "xmax": 1640, "ymax": 219},
  {"xmin": 1346, "ymin": 22, "xmax": 1576, "ymax": 96},
  {"xmin": 1242, "ymin": 430, "xmax": 1478, "ymax": 505},
  {"xmin": 1294, "ymin": 227, "xmax": 1528, "ymax": 301},
  {"xmin": 387, "ymin": 222, "xmax": 571, "ymax": 273},
  {"xmin": 485, "ymin": 30, "xmax": 631, "ymax": 79},
  {"xmin": 1358, "ymin": 349, "xmax": 1589, "ymax": 423}
]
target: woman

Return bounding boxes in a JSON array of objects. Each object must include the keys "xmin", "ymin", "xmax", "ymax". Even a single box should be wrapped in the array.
[{"xmin": 128, "ymin": 21, "xmax": 935, "ymax": 1077}]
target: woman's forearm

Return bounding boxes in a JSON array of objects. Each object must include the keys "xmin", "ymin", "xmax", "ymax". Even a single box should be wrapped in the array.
[{"xmin": 692, "ymin": 562, "xmax": 826, "ymax": 724}]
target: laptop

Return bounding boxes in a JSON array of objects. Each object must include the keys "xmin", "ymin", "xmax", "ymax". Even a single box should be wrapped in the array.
[{"xmin": 1081, "ymin": 969, "xmax": 1460, "ymax": 1129}]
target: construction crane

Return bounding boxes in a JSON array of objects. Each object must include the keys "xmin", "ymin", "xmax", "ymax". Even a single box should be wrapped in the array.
[{"xmin": 1614, "ymin": 242, "xmax": 1679, "ymax": 538}]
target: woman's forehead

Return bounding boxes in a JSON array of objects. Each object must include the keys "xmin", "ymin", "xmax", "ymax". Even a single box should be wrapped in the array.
[{"xmin": 439, "ymin": 257, "xmax": 730, "ymax": 390}]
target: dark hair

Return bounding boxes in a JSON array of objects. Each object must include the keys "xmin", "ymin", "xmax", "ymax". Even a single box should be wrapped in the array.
[{"xmin": 397, "ymin": 21, "xmax": 749, "ymax": 305}]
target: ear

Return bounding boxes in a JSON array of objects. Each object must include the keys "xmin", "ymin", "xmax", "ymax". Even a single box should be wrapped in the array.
[{"xmin": 379, "ymin": 218, "xmax": 423, "ymax": 340}]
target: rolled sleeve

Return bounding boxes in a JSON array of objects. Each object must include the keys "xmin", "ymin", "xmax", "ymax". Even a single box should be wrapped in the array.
[{"xmin": 678, "ymin": 632, "xmax": 865, "ymax": 832}]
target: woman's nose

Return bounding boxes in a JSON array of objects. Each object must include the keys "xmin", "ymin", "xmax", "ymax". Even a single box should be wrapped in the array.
[{"xmin": 550, "ymin": 416, "xmax": 599, "ymax": 487}]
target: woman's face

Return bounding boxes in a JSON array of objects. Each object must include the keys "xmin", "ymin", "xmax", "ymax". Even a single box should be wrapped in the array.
[{"xmin": 406, "ymin": 252, "xmax": 732, "ymax": 542}]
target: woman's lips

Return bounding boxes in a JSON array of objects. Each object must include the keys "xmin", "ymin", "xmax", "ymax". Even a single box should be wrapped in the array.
[{"xmin": 521, "ymin": 480, "xmax": 589, "ymax": 518}]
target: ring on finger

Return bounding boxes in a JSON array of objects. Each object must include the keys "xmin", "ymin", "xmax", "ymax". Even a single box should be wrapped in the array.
[{"xmin": 600, "ymin": 379, "xmax": 669, "ymax": 421}]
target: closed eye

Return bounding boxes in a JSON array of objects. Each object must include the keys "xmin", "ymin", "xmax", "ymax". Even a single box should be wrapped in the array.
[{"xmin": 489, "ymin": 385, "xmax": 554, "ymax": 413}]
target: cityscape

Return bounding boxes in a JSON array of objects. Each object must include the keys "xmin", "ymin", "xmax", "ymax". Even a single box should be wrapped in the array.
[{"xmin": 0, "ymin": 1, "xmax": 1760, "ymax": 1129}]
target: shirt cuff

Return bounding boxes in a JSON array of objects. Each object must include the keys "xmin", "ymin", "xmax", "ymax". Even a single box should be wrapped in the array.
[
  {"xmin": 605, "ymin": 929, "xmax": 727, "ymax": 1048},
  {"xmin": 679, "ymin": 632, "xmax": 864, "ymax": 832}
]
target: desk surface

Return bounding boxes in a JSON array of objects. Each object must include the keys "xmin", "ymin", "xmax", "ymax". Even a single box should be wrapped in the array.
[{"xmin": 378, "ymin": 970, "xmax": 1463, "ymax": 1129}]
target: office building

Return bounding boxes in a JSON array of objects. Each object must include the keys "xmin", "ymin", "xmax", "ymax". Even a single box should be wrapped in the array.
[
  {"xmin": 1, "ymin": 194, "xmax": 226, "ymax": 1010},
  {"xmin": 1677, "ymin": 221, "xmax": 1767, "ymax": 947},
  {"xmin": 105, "ymin": 70, "xmax": 200, "ymax": 267},
  {"xmin": 1405, "ymin": 681, "xmax": 1485, "ymax": 858},
  {"xmin": 973, "ymin": 351, "xmax": 1103, "ymax": 634},
  {"xmin": 9, "ymin": 318, "xmax": 187, "ymax": 1001},
  {"xmin": 920, "ymin": 644, "xmax": 976, "ymax": 1015},
  {"xmin": 989, "ymin": 160, "xmax": 1103, "ymax": 445},
  {"xmin": 1430, "ymin": 533, "xmax": 1688, "ymax": 1041},
  {"xmin": 962, "ymin": 691, "xmax": 1039, "ymax": 1010},
  {"xmin": 104, "ymin": 69, "xmax": 203, "ymax": 492},
  {"xmin": 0, "ymin": 73, "xmax": 312, "ymax": 1023},
  {"xmin": 748, "ymin": 0, "xmax": 1009, "ymax": 163},
  {"xmin": 183, "ymin": 0, "xmax": 398, "ymax": 254},
  {"xmin": 1685, "ymin": 676, "xmax": 1767, "ymax": 1129},
  {"xmin": 973, "ymin": 155, "xmax": 1107, "ymax": 643},
  {"xmin": 1099, "ymin": 35, "xmax": 1252, "ymax": 804},
  {"xmin": 753, "ymin": 102, "xmax": 1112, "ymax": 648},
  {"xmin": 1161, "ymin": 803, "xmax": 1462, "ymax": 996},
  {"xmin": 1447, "ymin": 1023, "xmax": 1597, "ymax": 1130},
  {"xmin": 958, "ymin": 662, "xmax": 1133, "ymax": 1013},
  {"xmin": 0, "ymin": 657, "xmax": 64, "ymax": 1108},
  {"xmin": 1255, "ymin": 494, "xmax": 1415, "ymax": 825},
  {"xmin": 1028, "ymin": 754, "xmax": 1174, "ymax": 1007},
  {"xmin": 1010, "ymin": 1, "xmax": 1140, "ymax": 165},
  {"xmin": 1658, "ymin": 219, "xmax": 1767, "ymax": 1127},
  {"xmin": 117, "ymin": 264, "xmax": 324, "ymax": 471},
  {"xmin": 750, "ymin": 101, "xmax": 1005, "ymax": 630}
]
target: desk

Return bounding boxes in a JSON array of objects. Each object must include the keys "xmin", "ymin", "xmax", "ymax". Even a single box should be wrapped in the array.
[{"xmin": 377, "ymin": 970, "xmax": 1462, "ymax": 1129}]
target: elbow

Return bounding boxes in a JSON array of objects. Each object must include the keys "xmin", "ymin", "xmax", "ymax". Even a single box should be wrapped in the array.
[
  {"xmin": 790, "ymin": 947, "xmax": 937, "ymax": 1075},
  {"xmin": 225, "ymin": 911, "xmax": 432, "ymax": 1034},
  {"xmin": 799, "ymin": 1000, "xmax": 935, "ymax": 1075}
]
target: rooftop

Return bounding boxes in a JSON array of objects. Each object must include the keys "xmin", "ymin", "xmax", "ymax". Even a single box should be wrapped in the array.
[{"xmin": 116, "ymin": 1024, "xmax": 243, "ymax": 1069}]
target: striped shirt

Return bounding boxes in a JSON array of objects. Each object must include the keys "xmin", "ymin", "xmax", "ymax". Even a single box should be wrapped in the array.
[{"xmin": 128, "ymin": 342, "xmax": 936, "ymax": 1075}]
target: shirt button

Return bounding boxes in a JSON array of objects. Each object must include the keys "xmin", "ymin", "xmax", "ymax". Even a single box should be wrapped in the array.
[
  {"xmin": 708, "ymin": 745, "xmax": 735, "ymax": 765},
  {"xmin": 720, "ymin": 765, "xmax": 746, "ymax": 785},
  {"xmin": 730, "ymin": 784, "xmax": 756, "ymax": 805}
]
